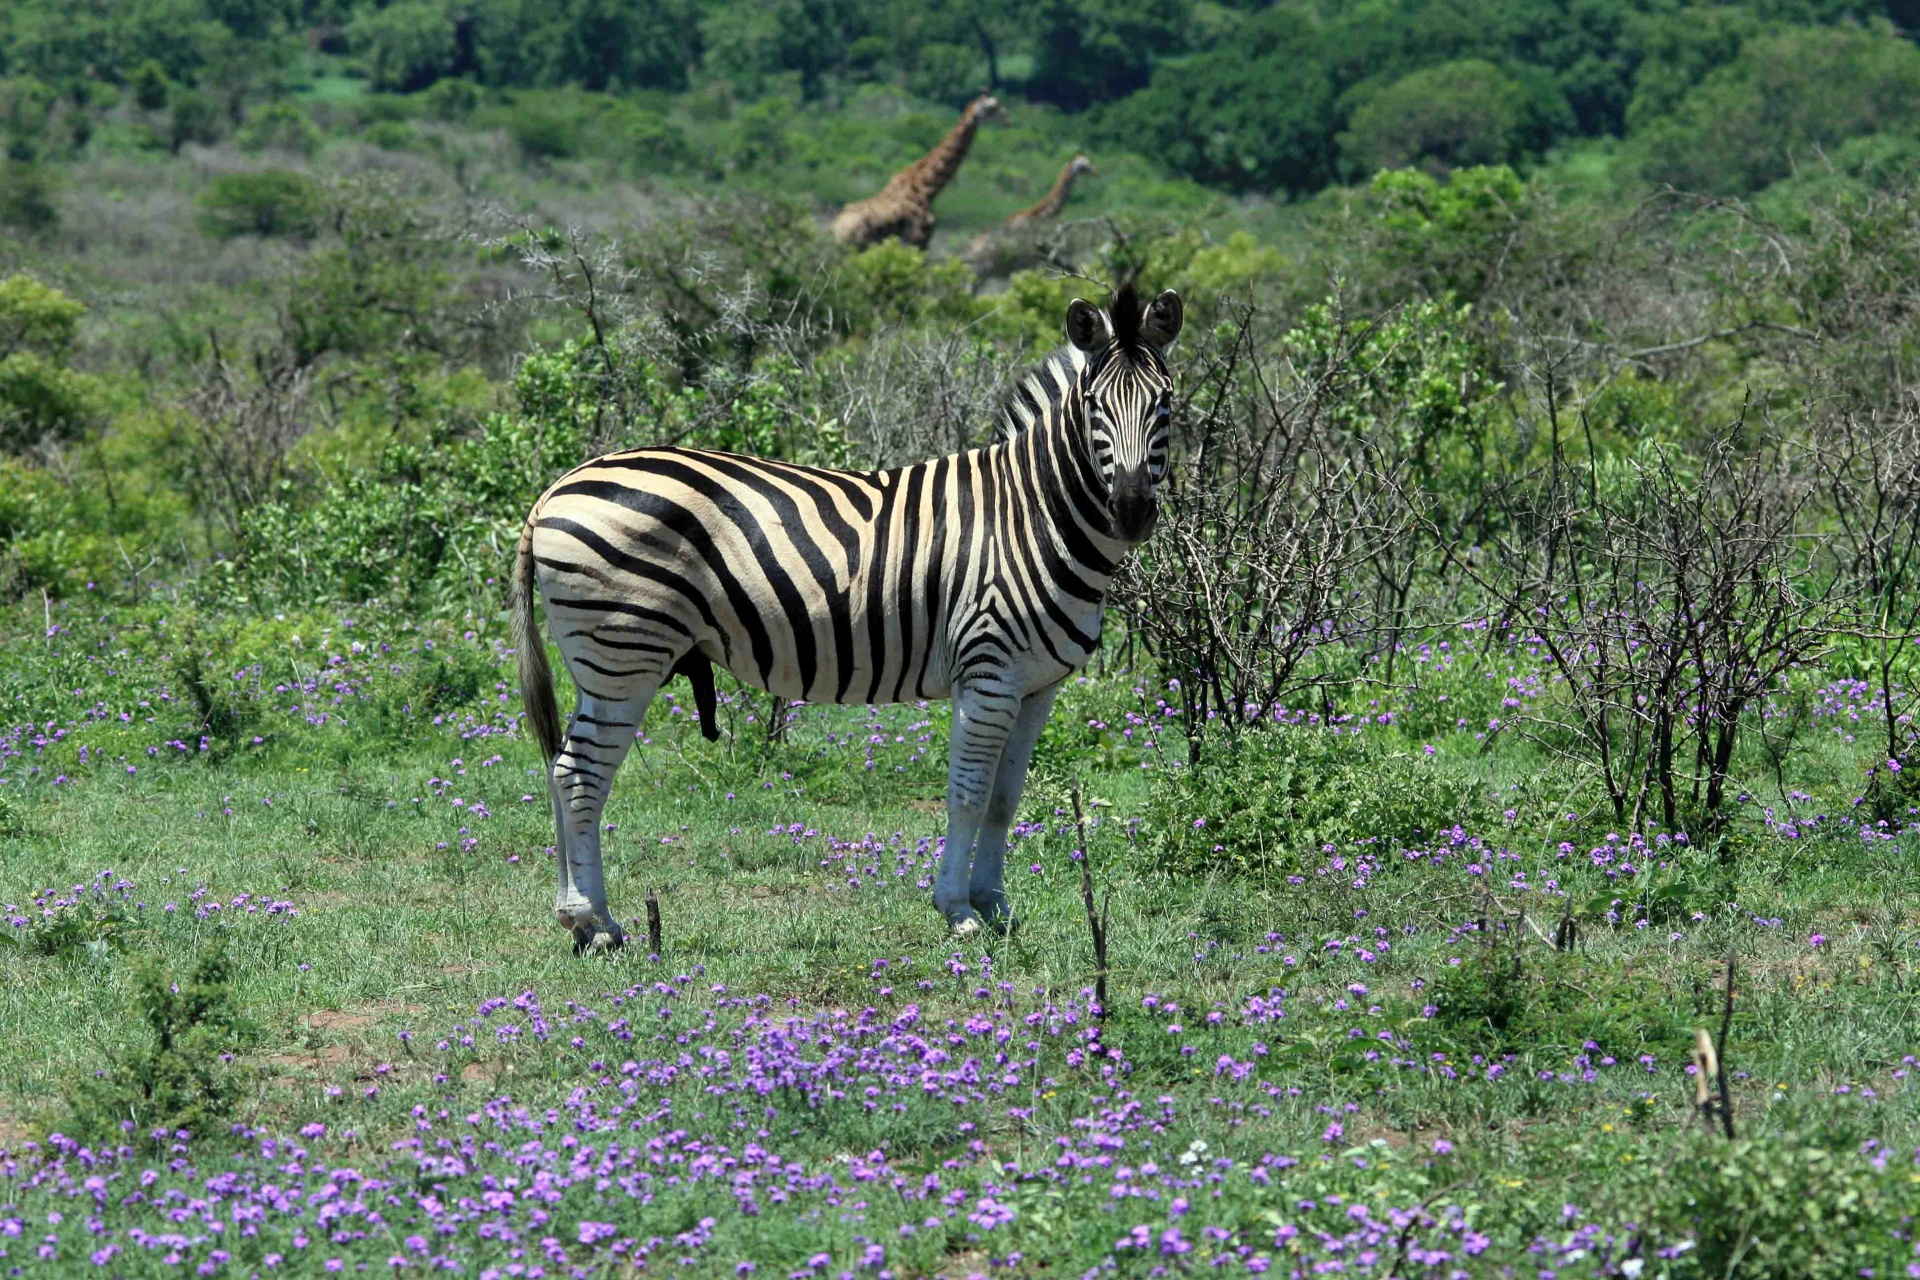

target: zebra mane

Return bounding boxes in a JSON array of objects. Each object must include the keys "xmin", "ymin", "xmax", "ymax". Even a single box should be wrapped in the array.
[
  {"xmin": 995, "ymin": 284, "xmax": 1155, "ymax": 442},
  {"xmin": 993, "ymin": 343, "xmax": 1090, "ymax": 442}
]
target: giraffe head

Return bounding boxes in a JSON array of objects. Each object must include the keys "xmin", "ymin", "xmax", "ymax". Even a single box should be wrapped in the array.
[
  {"xmin": 1064, "ymin": 282, "xmax": 1183, "ymax": 544},
  {"xmin": 970, "ymin": 93, "xmax": 1008, "ymax": 126},
  {"xmin": 1069, "ymin": 154, "xmax": 1098, "ymax": 178}
]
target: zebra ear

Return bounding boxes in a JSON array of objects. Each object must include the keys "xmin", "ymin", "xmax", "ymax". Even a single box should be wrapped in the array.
[
  {"xmin": 1065, "ymin": 298, "xmax": 1105, "ymax": 352},
  {"xmin": 1142, "ymin": 290, "xmax": 1184, "ymax": 347}
]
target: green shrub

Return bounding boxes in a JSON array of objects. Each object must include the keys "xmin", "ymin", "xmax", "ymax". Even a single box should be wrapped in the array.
[
  {"xmin": 0, "ymin": 272, "xmax": 83, "ymax": 359},
  {"xmin": 1663, "ymin": 1132, "xmax": 1920, "ymax": 1279},
  {"xmin": 834, "ymin": 241, "xmax": 979, "ymax": 333},
  {"xmin": 363, "ymin": 119, "xmax": 420, "ymax": 151},
  {"xmin": 0, "ymin": 159, "xmax": 58, "ymax": 233},
  {"xmin": 64, "ymin": 946, "xmax": 257, "ymax": 1147},
  {"xmin": 0, "ymin": 350, "xmax": 107, "ymax": 449},
  {"xmin": 420, "ymin": 76, "xmax": 479, "ymax": 120},
  {"xmin": 168, "ymin": 88, "xmax": 224, "ymax": 152},
  {"xmin": 622, "ymin": 109, "xmax": 691, "ymax": 172},
  {"xmin": 1429, "ymin": 930, "xmax": 1690, "ymax": 1057},
  {"xmin": 1148, "ymin": 729, "xmax": 1488, "ymax": 875},
  {"xmin": 235, "ymin": 100, "xmax": 322, "ymax": 157},
  {"xmin": 196, "ymin": 169, "xmax": 325, "ymax": 238},
  {"xmin": 506, "ymin": 99, "xmax": 581, "ymax": 159}
]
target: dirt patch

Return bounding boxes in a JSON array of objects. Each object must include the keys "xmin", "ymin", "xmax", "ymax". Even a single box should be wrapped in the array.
[
  {"xmin": 934, "ymin": 1249, "xmax": 992, "ymax": 1280},
  {"xmin": 907, "ymin": 799, "xmax": 945, "ymax": 815},
  {"xmin": 306, "ymin": 1009, "xmax": 380, "ymax": 1033},
  {"xmin": 303, "ymin": 1001, "xmax": 426, "ymax": 1034},
  {"xmin": 461, "ymin": 1061, "xmax": 511, "ymax": 1087},
  {"xmin": 0, "ymin": 1100, "xmax": 34, "ymax": 1150}
]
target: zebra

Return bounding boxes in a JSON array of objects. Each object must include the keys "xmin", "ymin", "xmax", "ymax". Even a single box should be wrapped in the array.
[{"xmin": 511, "ymin": 283, "xmax": 1184, "ymax": 952}]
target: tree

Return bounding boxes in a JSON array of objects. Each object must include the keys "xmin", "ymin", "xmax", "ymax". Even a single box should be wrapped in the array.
[
  {"xmin": 1096, "ymin": 16, "xmax": 1334, "ymax": 194},
  {"xmin": 1621, "ymin": 4, "xmax": 1760, "ymax": 133},
  {"xmin": 1027, "ymin": 0, "xmax": 1188, "ymax": 110},
  {"xmin": 546, "ymin": 0, "xmax": 702, "ymax": 92},
  {"xmin": 699, "ymin": 0, "xmax": 866, "ymax": 99},
  {"xmin": 1638, "ymin": 24, "xmax": 1920, "ymax": 195},
  {"xmin": 130, "ymin": 59, "xmax": 173, "ymax": 111},
  {"xmin": 1338, "ymin": 59, "xmax": 1532, "ymax": 178},
  {"xmin": 348, "ymin": 0, "xmax": 457, "ymax": 93}
]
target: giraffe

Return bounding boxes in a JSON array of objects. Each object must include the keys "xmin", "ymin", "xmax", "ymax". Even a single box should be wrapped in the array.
[
  {"xmin": 831, "ymin": 93, "xmax": 1006, "ymax": 251},
  {"xmin": 1005, "ymin": 153, "xmax": 1098, "ymax": 231},
  {"xmin": 966, "ymin": 153, "xmax": 1098, "ymax": 267}
]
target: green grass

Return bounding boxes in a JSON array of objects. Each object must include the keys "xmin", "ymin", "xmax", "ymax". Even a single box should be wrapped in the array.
[{"xmin": 2, "ymin": 601, "xmax": 1919, "ymax": 1275}]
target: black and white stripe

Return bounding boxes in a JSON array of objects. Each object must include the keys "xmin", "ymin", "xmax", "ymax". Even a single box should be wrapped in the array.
[{"xmin": 512, "ymin": 285, "xmax": 1184, "ymax": 950}]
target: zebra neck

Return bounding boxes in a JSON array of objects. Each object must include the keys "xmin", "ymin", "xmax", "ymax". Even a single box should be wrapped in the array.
[{"xmin": 1023, "ymin": 405, "xmax": 1126, "ymax": 581}]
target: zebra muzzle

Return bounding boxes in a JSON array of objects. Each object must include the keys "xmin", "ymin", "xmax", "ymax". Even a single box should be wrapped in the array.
[{"xmin": 1108, "ymin": 467, "xmax": 1158, "ymax": 543}]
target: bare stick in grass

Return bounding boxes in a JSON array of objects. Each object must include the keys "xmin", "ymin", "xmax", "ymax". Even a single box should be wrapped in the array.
[
  {"xmin": 1716, "ymin": 947, "xmax": 1736, "ymax": 1140},
  {"xmin": 1691, "ymin": 1028, "xmax": 1720, "ymax": 1136},
  {"xmin": 645, "ymin": 891, "xmax": 663, "ymax": 957},
  {"xmin": 1069, "ymin": 785, "xmax": 1111, "ymax": 1040}
]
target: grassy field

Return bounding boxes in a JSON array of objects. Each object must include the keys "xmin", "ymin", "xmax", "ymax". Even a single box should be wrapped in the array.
[{"xmin": 2, "ymin": 596, "xmax": 1918, "ymax": 1278}]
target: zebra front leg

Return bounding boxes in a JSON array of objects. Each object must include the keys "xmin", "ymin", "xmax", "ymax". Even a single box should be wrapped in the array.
[
  {"xmin": 968, "ymin": 684, "xmax": 1060, "ymax": 931},
  {"xmin": 934, "ymin": 685, "xmax": 1020, "ymax": 936},
  {"xmin": 550, "ymin": 686, "xmax": 657, "ymax": 954}
]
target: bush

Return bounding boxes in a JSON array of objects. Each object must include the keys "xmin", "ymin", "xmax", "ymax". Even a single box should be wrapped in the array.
[
  {"xmin": 834, "ymin": 241, "xmax": 979, "ymax": 334},
  {"xmin": 0, "ymin": 159, "xmax": 58, "ymax": 233},
  {"xmin": 1148, "ymin": 729, "xmax": 1488, "ymax": 876},
  {"xmin": 168, "ymin": 88, "xmax": 224, "ymax": 152},
  {"xmin": 1429, "ymin": 930, "xmax": 1690, "ymax": 1056},
  {"xmin": 64, "ymin": 946, "xmax": 257, "ymax": 1148},
  {"xmin": 196, "ymin": 169, "xmax": 325, "ymax": 238},
  {"xmin": 1663, "ymin": 1132, "xmax": 1920, "ymax": 1279},
  {"xmin": 0, "ymin": 351, "xmax": 107, "ymax": 450},
  {"xmin": 506, "ymin": 99, "xmax": 582, "ymax": 160},
  {"xmin": 235, "ymin": 100, "xmax": 322, "ymax": 157},
  {"xmin": 0, "ymin": 272, "xmax": 83, "ymax": 358}
]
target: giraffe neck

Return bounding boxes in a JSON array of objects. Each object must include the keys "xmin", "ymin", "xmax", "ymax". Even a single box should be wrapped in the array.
[
  {"xmin": 902, "ymin": 103, "xmax": 983, "ymax": 200},
  {"xmin": 1026, "ymin": 162, "xmax": 1083, "ymax": 221}
]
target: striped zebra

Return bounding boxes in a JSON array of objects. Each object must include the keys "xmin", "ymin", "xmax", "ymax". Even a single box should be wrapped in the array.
[{"xmin": 512, "ymin": 284, "xmax": 1183, "ymax": 952}]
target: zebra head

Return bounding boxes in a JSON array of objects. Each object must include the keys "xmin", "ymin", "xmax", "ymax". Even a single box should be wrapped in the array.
[{"xmin": 1065, "ymin": 283, "xmax": 1183, "ymax": 544}]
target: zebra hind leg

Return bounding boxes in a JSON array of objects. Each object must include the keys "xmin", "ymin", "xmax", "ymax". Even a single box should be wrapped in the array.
[
  {"xmin": 550, "ymin": 683, "xmax": 659, "ymax": 954},
  {"xmin": 968, "ymin": 685, "xmax": 1060, "ymax": 933}
]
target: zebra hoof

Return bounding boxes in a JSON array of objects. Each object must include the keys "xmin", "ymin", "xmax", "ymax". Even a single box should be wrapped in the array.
[
  {"xmin": 970, "ymin": 895, "xmax": 1014, "ymax": 935},
  {"xmin": 569, "ymin": 922, "xmax": 626, "ymax": 957}
]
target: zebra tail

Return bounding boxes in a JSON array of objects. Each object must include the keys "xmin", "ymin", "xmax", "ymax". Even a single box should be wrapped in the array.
[{"xmin": 512, "ymin": 519, "xmax": 563, "ymax": 764}]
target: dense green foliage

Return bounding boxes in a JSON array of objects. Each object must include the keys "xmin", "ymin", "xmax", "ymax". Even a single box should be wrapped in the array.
[{"xmin": 0, "ymin": 0, "xmax": 1915, "ymax": 200}]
